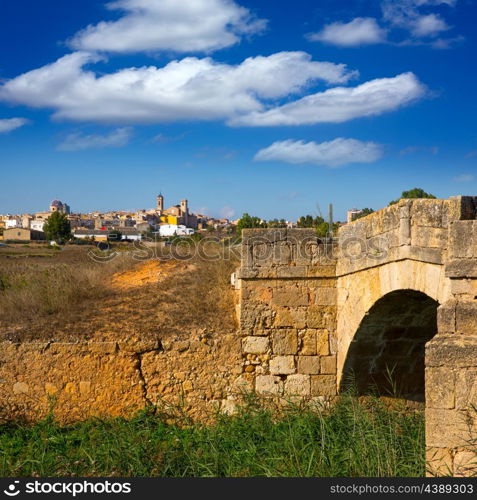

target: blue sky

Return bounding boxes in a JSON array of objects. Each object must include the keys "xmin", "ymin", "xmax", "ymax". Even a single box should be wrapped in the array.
[{"xmin": 0, "ymin": 0, "xmax": 476, "ymax": 221}]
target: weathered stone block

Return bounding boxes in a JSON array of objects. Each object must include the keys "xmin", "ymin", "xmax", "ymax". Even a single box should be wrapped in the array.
[
  {"xmin": 320, "ymin": 355, "xmax": 337, "ymax": 375},
  {"xmin": 451, "ymin": 279, "xmax": 477, "ymax": 296},
  {"xmin": 446, "ymin": 259, "xmax": 477, "ymax": 278},
  {"xmin": 314, "ymin": 287, "xmax": 337, "ymax": 306},
  {"xmin": 399, "ymin": 218, "xmax": 411, "ymax": 246},
  {"xmin": 272, "ymin": 287, "xmax": 309, "ymax": 307},
  {"xmin": 297, "ymin": 356, "xmax": 320, "ymax": 375},
  {"xmin": 300, "ymin": 329, "xmax": 316, "ymax": 355},
  {"xmin": 274, "ymin": 308, "xmax": 306, "ymax": 329},
  {"xmin": 455, "ymin": 369, "xmax": 477, "ymax": 409},
  {"xmin": 427, "ymin": 336, "xmax": 477, "ymax": 368},
  {"xmin": 284, "ymin": 374, "xmax": 310, "ymax": 396},
  {"xmin": 426, "ymin": 408, "xmax": 477, "ymax": 448},
  {"xmin": 317, "ymin": 330, "xmax": 330, "ymax": 356},
  {"xmin": 272, "ymin": 329, "xmax": 298, "ymax": 355},
  {"xmin": 269, "ymin": 356, "xmax": 295, "ymax": 375},
  {"xmin": 242, "ymin": 336, "xmax": 269, "ymax": 354},
  {"xmin": 411, "ymin": 226, "xmax": 446, "ymax": 249},
  {"xmin": 454, "ymin": 450, "xmax": 477, "ymax": 477},
  {"xmin": 449, "ymin": 221, "xmax": 477, "ymax": 258},
  {"xmin": 437, "ymin": 301, "xmax": 457, "ymax": 334},
  {"xmin": 276, "ymin": 266, "xmax": 308, "ymax": 278},
  {"xmin": 240, "ymin": 304, "xmax": 275, "ymax": 330},
  {"xmin": 306, "ymin": 305, "xmax": 335, "ymax": 329},
  {"xmin": 456, "ymin": 300, "xmax": 477, "ymax": 335},
  {"xmin": 410, "ymin": 199, "xmax": 447, "ymax": 228},
  {"xmin": 426, "ymin": 447, "xmax": 454, "ymax": 477},
  {"xmin": 272, "ymin": 241, "xmax": 293, "ymax": 265},
  {"xmin": 255, "ymin": 375, "xmax": 283, "ymax": 395},
  {"xmin": 311, "ymin": 375, "xmax": 336, "ymax": 397},
  {"xmin": 425, "ymin": 367, "xmax": 455, "ymax": 409}
]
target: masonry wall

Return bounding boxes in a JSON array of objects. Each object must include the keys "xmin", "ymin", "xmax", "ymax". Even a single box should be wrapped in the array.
[
  {"xmin": 237, "ymin": 229, "xmax": 338, "ymax": 398},
  {"xmin": 425, "ymin": 215, "xmax": 477, "ymax": 476},
  {"xmin": 0, "ymin": 332, "xmax": 243, "ymax": 424}
]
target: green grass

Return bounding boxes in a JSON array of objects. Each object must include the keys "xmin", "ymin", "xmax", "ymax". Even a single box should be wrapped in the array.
[{"xmin": 0, "ymin": 394, "xmax": 425, "ymax": 477}]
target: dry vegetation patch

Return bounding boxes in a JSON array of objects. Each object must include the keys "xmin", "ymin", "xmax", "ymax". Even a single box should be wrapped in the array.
[{"xmin": 0, "ymin": 242, "xmax": 239, "ymax": 342}]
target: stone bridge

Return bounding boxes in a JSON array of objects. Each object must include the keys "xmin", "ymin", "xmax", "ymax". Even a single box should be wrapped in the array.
[
  {"xmin": 236, "ymin": 196, "xmax": 477, "ymax": 476},
  {"xmin": 1, "ymin": 195, "xmax": 476, "ymax": 476}
]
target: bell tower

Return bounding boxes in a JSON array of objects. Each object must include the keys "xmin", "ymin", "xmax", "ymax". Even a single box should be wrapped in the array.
[
  {"xmin": 180, "ymin": 199, "xmax": 189, "ymax": 225},
  {"xmin": 157, "ymin": 193, "xmax": 164, "ymax": 213},
  {"xmin": 180, "ymin": 199, "xmax": 188, "ymax": 215}
]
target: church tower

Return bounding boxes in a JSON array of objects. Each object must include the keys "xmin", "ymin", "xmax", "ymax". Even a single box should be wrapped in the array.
[
  {"xmin": 180, "ymin": 199, "xmax": 189, "ymax": 225},
  {"xmin": 156, "ymin": 193, "xmax": 164, "ymax": 213},
  {"xmin": 180, "ymin": 199, "xmax": 188, "ymax": 215}
]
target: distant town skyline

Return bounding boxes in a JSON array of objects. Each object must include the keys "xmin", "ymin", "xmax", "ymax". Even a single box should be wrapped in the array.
[{"xmin": 1, "ymin": 0, "xmax": 476, "ymax": 221}]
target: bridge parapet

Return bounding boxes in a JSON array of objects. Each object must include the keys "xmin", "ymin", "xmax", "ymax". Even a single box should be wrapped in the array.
[{"xmin": 337, "ymin": 196, "xmax": 477, "ymax": 277}]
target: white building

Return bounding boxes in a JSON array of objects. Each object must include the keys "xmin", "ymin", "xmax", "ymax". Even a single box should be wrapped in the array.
[
  {"xmin": 30, "ymin": 220, "xmax": 45, "ymax": 232},
  {"xmin": 158, "ymin": 224, "xmax": 194, "ymax": 237},
  {"xmin": 5, "ymin": 218, "xmax": 21, "ymax": 228}
]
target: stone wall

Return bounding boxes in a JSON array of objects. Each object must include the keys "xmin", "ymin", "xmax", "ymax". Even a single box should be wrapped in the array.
[
  {"xmin": 236, "ymin": 229, "xmax": 338, "ymax": 399},
  {"xmin": 425, "ymin": 215, "xmax": 477, "ymax": 476},
  {"xmin": 426, "ymin": 336, "xmax": 477, "ymax": 476},
  {"xmin": 0, "ymin": 332, "xmax": 242, "ymax": 424}
]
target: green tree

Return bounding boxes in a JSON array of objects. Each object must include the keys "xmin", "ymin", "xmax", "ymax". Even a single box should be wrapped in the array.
[
  {"xmin": 354, "ymin": 208, "xmax": 374, "ymax": 220},
  {"xmin": 267, "ymin": 218, "xmax": 287, "ymax": 228},
  {"xmin": 389, "ymin": 188, "xmax": 436, "ymax": 205},
  {"xmin": 297, "ymin": 214, "xmax": 325, "ymax": 228},
  {"xmin": 236, "ymin": 213, "xmax": 266, "ymax": 236},
  {"xmin": 43, "ymin": 211, "xmax": 72, "ymax": 242},
  {"xmin": 316, "ymin": 221, "xmax": 340, "ymax": 238}
]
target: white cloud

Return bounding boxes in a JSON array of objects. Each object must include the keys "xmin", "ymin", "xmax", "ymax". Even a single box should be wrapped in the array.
[
  {"xmin": 308, "ymin": 18, "xmax": 387, "ymax": 47},
  {"xmin": 56, "ymin": 127, "xmax": 133, "ymax": 151},
  {"xmin": 309, "ymin": 0, "xmax": 458, "ymax": 48},
  {"xmin": 453, "ymin": 174, "xmax": 474, "ymax": 182},
  {"xmin": 230, "ymin": 72, "xmax": 426, "ymax": 127},
  {"xmin": 254, "ymin": 138, "xmax": 384, "ymax": 167},
  {"xmin": 68, "ymin": 0, "xmax": 267, "ymax": 54},
  {"xmin": 410, "ymin": 13, "xmax": 450, "ymax": 37},
  {"xmin": 382, "ymin": 0, "xmax": 453, "ymax": 38},
  {"xmin": 0, "ymin": 51, "xmax": 357, "ymax": 125},
  {"xmin": 0, "ymin": 117, "xmax": 30, "ymax": 133}
]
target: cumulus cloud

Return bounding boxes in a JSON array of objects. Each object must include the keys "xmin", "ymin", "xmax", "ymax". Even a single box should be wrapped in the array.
[
  {"xmin": 254, "ymin": 138, "xmax": 384, "ymax": 167},
  {"xmin": 0, "ymin": 117, "xmax": 30, "ymax": 133},
  {"xmin": 68, "ymin": 0, "xmax": 267, "ymax": 54},
  {"xmin": 308, "ymin": 18, "xmax": 387, "ymax": 47},
  {"xmin": 453, "ymin": 174, "xmax": 474, "ymax": 182},
  {"xmin": 310, "ymin": 0, "xmax": 458, "ymax": 48},
  {"xmin": 0, "ymin": 51, "xmax": 358, "ymax": 125},
  {"xmin": 230, "ymin": 72, "xmax": 426, "ymax": 127},
  {"xmin": 56, "ymin": 127, "xmax": 133, "ymax": 151},
  {"xmin": 382, "ymin": 0, "xmax": 453, "ymax": 38}
]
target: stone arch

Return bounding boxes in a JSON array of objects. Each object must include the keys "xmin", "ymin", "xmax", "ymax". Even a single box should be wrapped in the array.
[
  {"xmin": 340, "ymin": 289, "xmax": 439, "ymax": 401},
  {"xmin": 336, "ymin": 260, "xmax": 451, "ymax": 388}
]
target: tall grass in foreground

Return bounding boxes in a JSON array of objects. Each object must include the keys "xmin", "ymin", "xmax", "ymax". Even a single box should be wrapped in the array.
[{"xmin": 0, "ymin": 394, "xmax": 425, "ymax": 477}]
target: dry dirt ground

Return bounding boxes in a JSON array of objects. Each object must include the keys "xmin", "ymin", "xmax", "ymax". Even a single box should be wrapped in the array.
[{"xmin": 0, "ymin": 244, "xmax": 238, "ymax": 343}]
